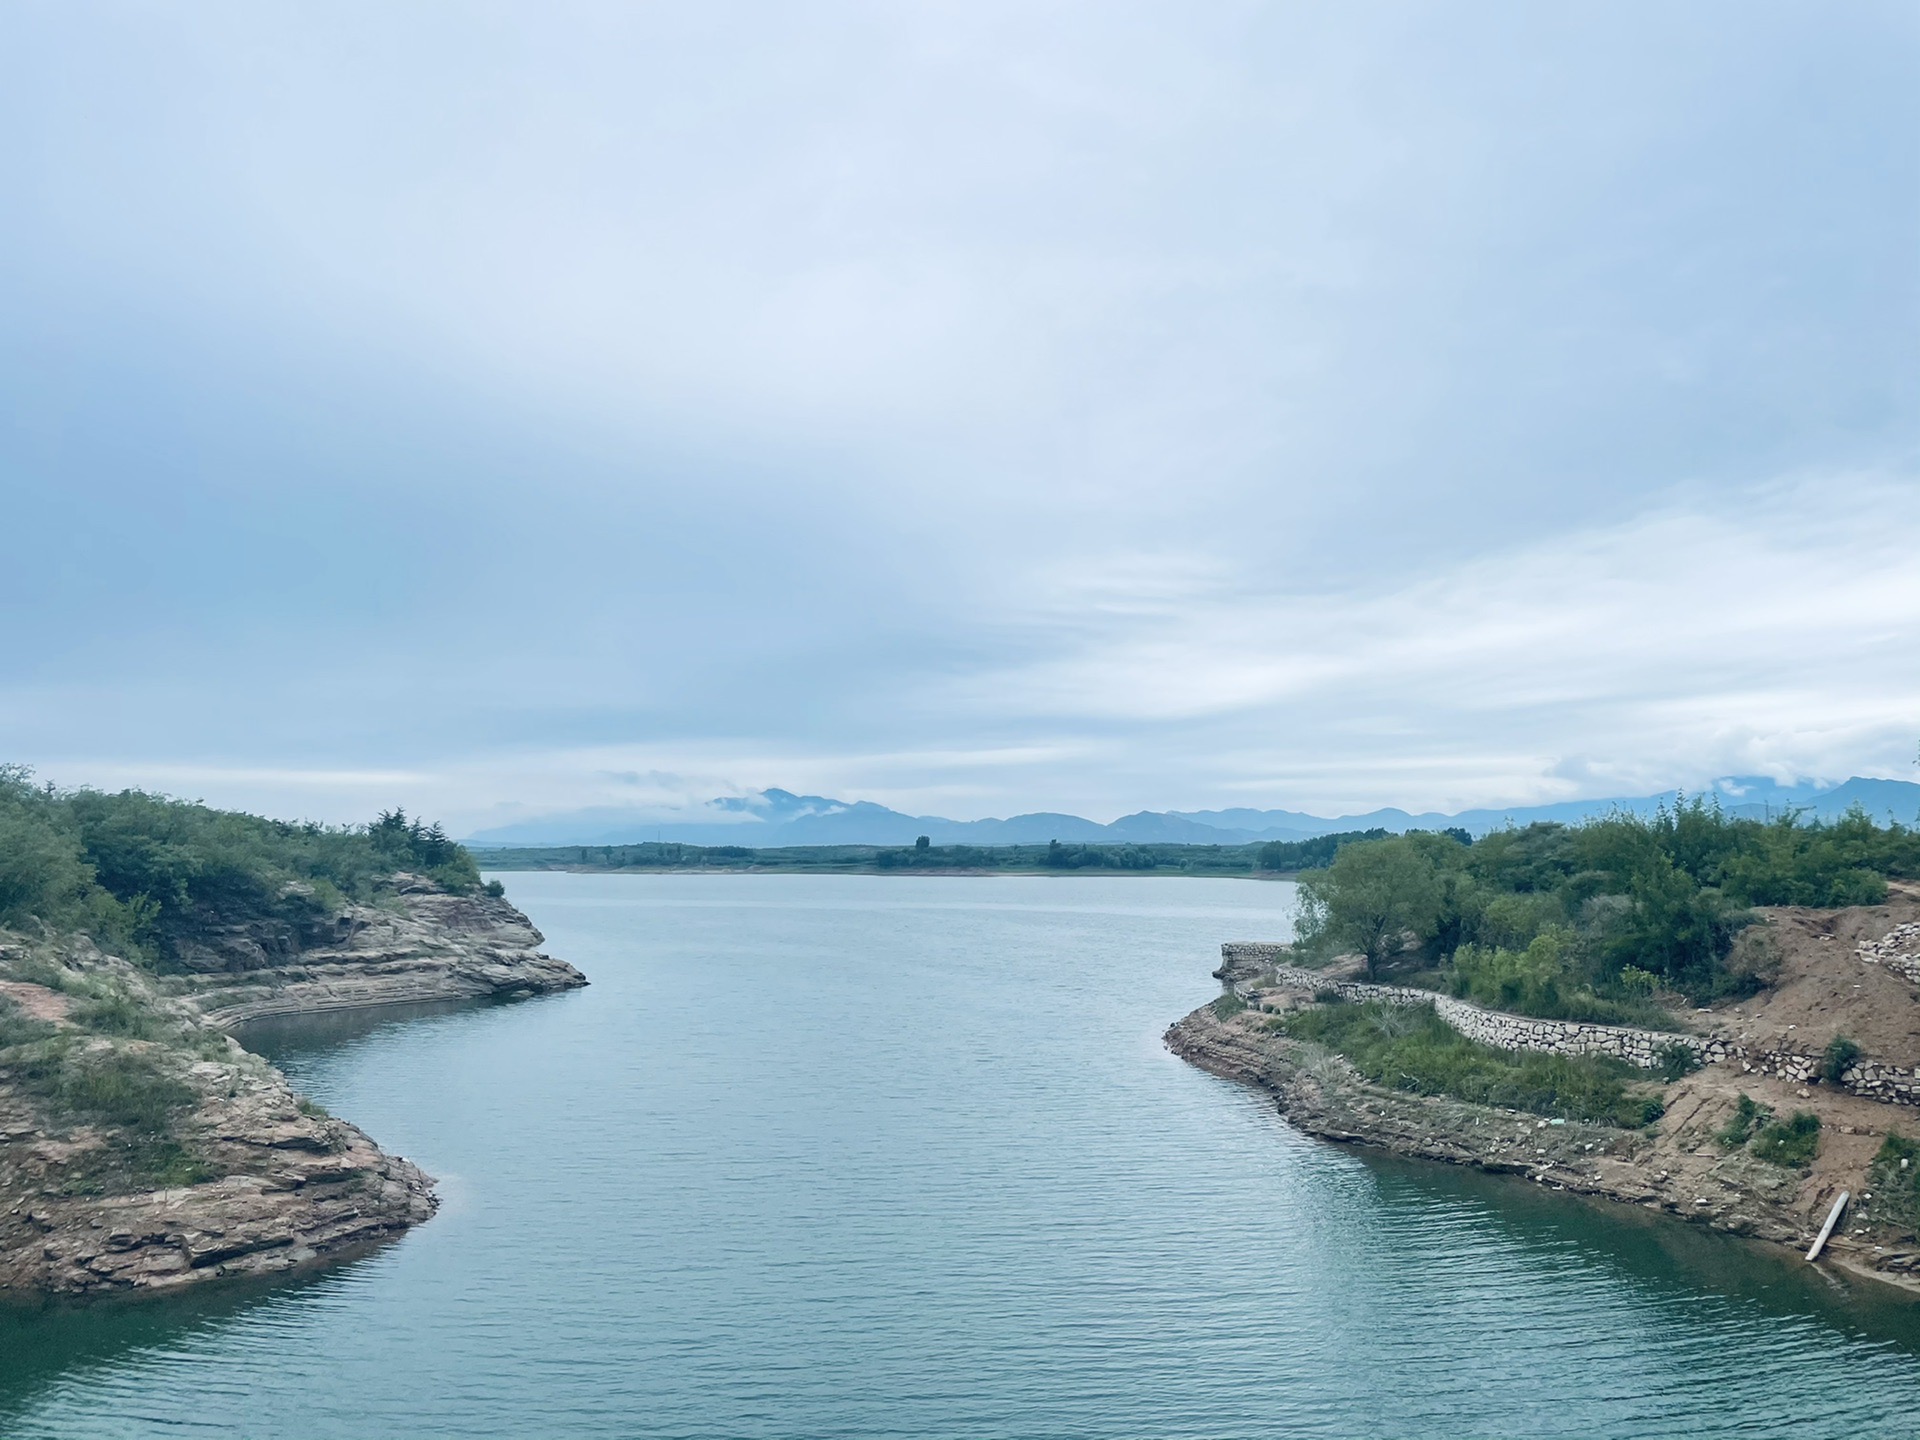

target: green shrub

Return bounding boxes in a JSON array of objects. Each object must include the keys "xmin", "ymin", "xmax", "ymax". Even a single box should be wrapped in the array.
[
  {"xmin": 1291, "ymin": 799, "xmax": 1920, "ymax": 1008},
  {"xmin": 1211, "ymin": 992, "xmax": 1248, "ymax": 1019},
  {"xmin": 1279, "ymin": 1001, "xmax": 1664, "ymax": 1127},
  {"xmin": 1751, "ymin": 1110, "xmax": 1821, "ymax": 1168},
  {"xmin": 0, "ymin": 767, "xmax": 484, "ymax": 968},
  {"xmin": 1655, "ymin": 1042, "xmax": 1701, "ymax": 1082},
  {"xmin": 69, "ymin": 989, "xmax": 165, "ymax": 1040},
  {"xmin": 1716, "ymin": 1093, "xmax": 1769, "ymax": 1149},
  {"xmin": 4, "ymin": 1037, "xmax": 197, "ymax": 1134},
  {"xmin": 0, "ymin": 995, "xmax": 56, "ymax": 1050},
  {"xmin": 58, "ymin": 1049, "xmax": 198, "ymax": 1132},
  {"xmin": 1447, "ymin": 930, "xmax": 1678, "ymax": 1028},
  {"xmin": 1822, "ymin": 1036, "xmax": 1862, "ymax": 1083},
  {"xmin": 1870, "ymin": 1133, "xmax": 1920, "ymax": 1231}
]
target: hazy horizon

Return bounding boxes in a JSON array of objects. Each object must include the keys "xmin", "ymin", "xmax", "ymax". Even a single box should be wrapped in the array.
[{"xmin": 5, "ymin": 2, "xmax": 1916, "ymax": 834}]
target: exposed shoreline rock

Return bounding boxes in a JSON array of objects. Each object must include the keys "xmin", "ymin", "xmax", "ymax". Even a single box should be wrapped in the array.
[
  {"xmin": 1166, "ymin": 1000, "xmax": 1920, "ymax": 1293},
  {"xmin": 162, "ymin": 878, "xmax": 587, "ymax": 1026},
  {"xmin": 0, "ymin": 879, "xmax": 583, "ymax": 1298}
]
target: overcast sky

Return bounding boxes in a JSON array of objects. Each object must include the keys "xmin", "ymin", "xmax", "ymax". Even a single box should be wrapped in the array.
[{"xmin": 3, "ymin": 1, "xmax": 1917, "ymax": 831}]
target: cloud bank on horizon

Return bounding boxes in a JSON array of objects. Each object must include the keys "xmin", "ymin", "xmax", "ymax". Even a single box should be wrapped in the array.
[{"xmin": 2, "ymin": 2, "xmax": 1916, "ymax": 833}]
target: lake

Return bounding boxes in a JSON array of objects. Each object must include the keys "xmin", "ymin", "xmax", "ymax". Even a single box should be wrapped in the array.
[{"xmin": 7, "ymin": 873, "xmax": 1920, "ymax": 1437}]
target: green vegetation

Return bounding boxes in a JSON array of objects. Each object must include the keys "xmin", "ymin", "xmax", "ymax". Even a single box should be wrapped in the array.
[
  {"xmin": 1752, "ymin": 1111, "xmax": 1822, "ymax": 1168},
  {"xmin": 1210, "ymin": 992, "xmax": 1248, "ymax": 1020},
  {"xmin": 0, "ymin": 959, "xmax": 226, "ymax": 1188},
  {"xmin": 1822, "ymin": 1036, "xmax": 1862, "ymax": 1083},
  {"xmin": 1276, "ymin": 999, "xmax": 1665, "ymax": 1127},
  {"xmin": 1715, "ymin": 1093, "xmax": 1821, "ymax": 1167},
  {"xmin": 1255, "ymin": 830, "xmax": 1391, "ymax": 872},
  {"xmin": 0, "ymin": 765, "xmax": 481, "ymax": 969},
  {"xmin": 1655, "ymin": 1042, "xmax": 1701, "ymax": 1082},
  {"xmin": 1870, "ymin": 1133, "xmax": 1920, "ymax": 1231},
  {"xmin": 1293, "ymin": 799, "xmax": 1920, "ymax": 1013},
  {"xmin": 472, "ymin": 830, "xmax": 1392, "ymax": 878},
  {"xmin": 1716, "ymin": 1093, "xmax": 1770, "ymax": 1148}
]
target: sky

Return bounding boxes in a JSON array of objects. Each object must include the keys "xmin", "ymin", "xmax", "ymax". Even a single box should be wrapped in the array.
[{"xmin": 2, "ymin": 0, "xmax": 1917, "ymax": 833}]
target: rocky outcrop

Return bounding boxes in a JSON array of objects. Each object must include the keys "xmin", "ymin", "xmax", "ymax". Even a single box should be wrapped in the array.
[
  {"xmin": 0, "ymin": 878, "xmax": 583, "ymax": 1297},
  {"xmin": 0, "ymin": 941, "xmax": 440, "ymax": 1295},
  {"xmin": 1, "ymin": 1040, "xmax": 436, "ymax": 1295},
  {"xmin": 162, "ymin": 876, "xmax": 586, "ymax": 1025},
  {"xmin": 1166, "ymin": 1000, "xmax": 1919, "ymax": 1289}
]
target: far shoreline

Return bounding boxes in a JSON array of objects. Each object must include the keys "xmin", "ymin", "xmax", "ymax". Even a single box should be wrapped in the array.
[{"xmin": 484, "ymin": 864, "xmax": 1306, "ymax": 880}]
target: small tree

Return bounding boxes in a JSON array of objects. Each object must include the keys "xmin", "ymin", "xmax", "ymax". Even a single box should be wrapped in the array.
[
  {"xmin": 915, "ymin": 835, "xmax": 931, "ymax": 851},
  {"xmin": 1295, "ymin": 836, "xmax": 1444, "ymax": 979}
]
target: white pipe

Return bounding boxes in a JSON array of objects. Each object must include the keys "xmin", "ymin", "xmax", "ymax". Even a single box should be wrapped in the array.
[{"xmin": 1806, "ymin": 1190, "xmax": 1850, "ymax": 1263}]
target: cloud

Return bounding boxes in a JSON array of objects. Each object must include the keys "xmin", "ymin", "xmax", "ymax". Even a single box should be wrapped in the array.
[{"xmin": 1, "ymin": 3, "xmax": 1916, "ymax": 826}]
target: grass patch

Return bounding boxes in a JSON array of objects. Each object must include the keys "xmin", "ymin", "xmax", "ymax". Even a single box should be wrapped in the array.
[
  {"xmin": 0, "ymin": 994, "xmax": 56, "ymax": 1049},
  {"xmin": 3, "ymin": 1036, "xmax": 198, "ymax": 1133},
  {"xmin": 1718, "ymin": 1094, "xmax": 1820, "ymax": 1167},
  {"xmin": 1716, "ymin": 1093, "xmax": 1770, "ymax": 1149},
  {"xmin": 1277, "ymin": 1000, "xmax": 1665, "ymax": 1128},
  {"xmin": 1751, "ymin": 1111, "xmax": 1821, "ymax": 1168},
  {"xmin": 1211, "ymin": 992, "xmax": 1248, "ymax": 1020},
  {"xmin": 68, "ymin": 987, "xmax": 166, "ymax": 1040},
  {"xmin": 1871, "ymin": 1133, "xmax": 1920, "ymax": 1232}
]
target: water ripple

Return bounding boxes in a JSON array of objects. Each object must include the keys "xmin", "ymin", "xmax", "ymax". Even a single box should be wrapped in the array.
[{"xmin": 7, "ymin": 874, "xmax": 1920, "ymax": 1438}]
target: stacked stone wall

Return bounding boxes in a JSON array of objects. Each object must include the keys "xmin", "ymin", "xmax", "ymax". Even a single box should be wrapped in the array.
[
  {"xmin": 1219, "ymin": 940, "xmax": 1920, "ymax": 1106},
  {"xmin": 1247, "ymin": 962, "xmax": 1718, "ymax": 1069},
  {"xmin": 1860, "ymin": 922, "xmax": 1920, "ymax": 985}
]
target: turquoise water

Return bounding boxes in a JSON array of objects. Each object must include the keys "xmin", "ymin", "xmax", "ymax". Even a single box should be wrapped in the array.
[{"xmin": 8, "ymin": 873, "xmax": 1920, "ymax": 1437}]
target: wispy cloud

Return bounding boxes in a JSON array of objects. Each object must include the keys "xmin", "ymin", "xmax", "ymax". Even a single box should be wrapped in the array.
[{"xmin": 2, "ymin": 3, "xmax": 1915, "ymax": 827}]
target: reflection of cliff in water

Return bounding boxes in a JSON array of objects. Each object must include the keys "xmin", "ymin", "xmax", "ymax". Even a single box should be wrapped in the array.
[
  {"xmin": 234, "ymin": 993, "xmax": 519, "ymax": 1064},
  {"xmin": 0, "ymin": 1261, "xmax": 358, "ymax": 1430},
  {"xmin": 1356, "ymin": 1149, "xmax": 1920, "ymax": 1349}
]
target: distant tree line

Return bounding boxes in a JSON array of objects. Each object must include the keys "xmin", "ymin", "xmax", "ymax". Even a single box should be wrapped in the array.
[{"xmin": 475, "ymin": 831, "xmax": 1396, "ymax": 876}]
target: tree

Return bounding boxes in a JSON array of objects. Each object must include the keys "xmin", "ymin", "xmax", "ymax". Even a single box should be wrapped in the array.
[
  {"xmin": 1294, "ymin": 836, "xmax": 1444, "ymax": 979},
  {"xmin": 915, "ymin": 835, "xmax": 930, "ymax": 851}
]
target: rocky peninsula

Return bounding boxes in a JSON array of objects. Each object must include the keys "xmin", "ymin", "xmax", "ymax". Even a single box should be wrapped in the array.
[
  {"xmin": 0, "ymin": 877, "xmax": 584, "ymax": 1297},
  {"xmin": 1169, "ymin": 885, "xmax": 1920, "ymax": 1290}
]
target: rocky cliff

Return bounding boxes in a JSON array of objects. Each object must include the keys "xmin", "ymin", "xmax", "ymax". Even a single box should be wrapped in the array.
[
  {"xmin": 0, "ymin": 878, "xmax": 583, "ymax": 1296},
  {"xmin": 159, "ymin": 874, "xmax": 587, "ymax": 1025}
]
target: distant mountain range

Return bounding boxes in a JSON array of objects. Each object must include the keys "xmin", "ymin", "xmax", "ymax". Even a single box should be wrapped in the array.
[{"xmin": 463, "ymin": 775, "xmax": 1920, "ymax": 849}]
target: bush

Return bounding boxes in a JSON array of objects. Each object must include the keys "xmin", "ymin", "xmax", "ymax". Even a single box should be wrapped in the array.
[
  {"xmin": 4, "ymin": 1038, "xmax": 198, "ymax": 1134},
  {"xmin": 1211, "ymin": 992, "xmax": 1248, "ymax": 1019},
  {"xmin": 0, "ymin": 767, "xmax": 484, "ymax": 968},
  {"xmin": 0, "ymin": 995, "xmax": 56, "ymax": 1050},
  {"xmin": 1279, "ymin": 1000, "xmax": 1664, "ymax": 1127},
  {"xmin": 68, "ymin": 988, "xmax": 165, "ymax": 1040},
  {"xmin": 1716, "ymin": 1093, "xmax": 1770, "ymax": 1149},
  {"xmin": 1447, "ymin": 930, "xmax": 1677, "ymax": 1028},
  {"xmin": 1822, "ymin": 1036, "xmax": 1862, "ymax": 1083},
  {"xmin": 1751, "ymin": 1110, "xmax": 1821, "ymax": 1168},
  {"xmin": 1655, "ymin": 1042, "xmax": 1701, "ymax": 1081},
  {"xmin": 1871, "ymin": 1133, "xmax": 1920, "ymax": 1231},
  {"xmin": 1292, "ymin": 798, "xmax": 1920, "ymax": 1009}
]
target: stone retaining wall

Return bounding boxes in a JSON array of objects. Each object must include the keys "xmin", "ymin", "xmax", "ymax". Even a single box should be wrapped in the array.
[
  {"xmin": 1860, "ymin": 922, "xmax": 1920, "ymax": 985},
  {"xmin": 1219, "ymin": 942, "xmax": 1920, "ymax": 1107},
  {"xmin": 1247, "ymin": 962, "xmax": 1719, "ymax": 1069}
]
